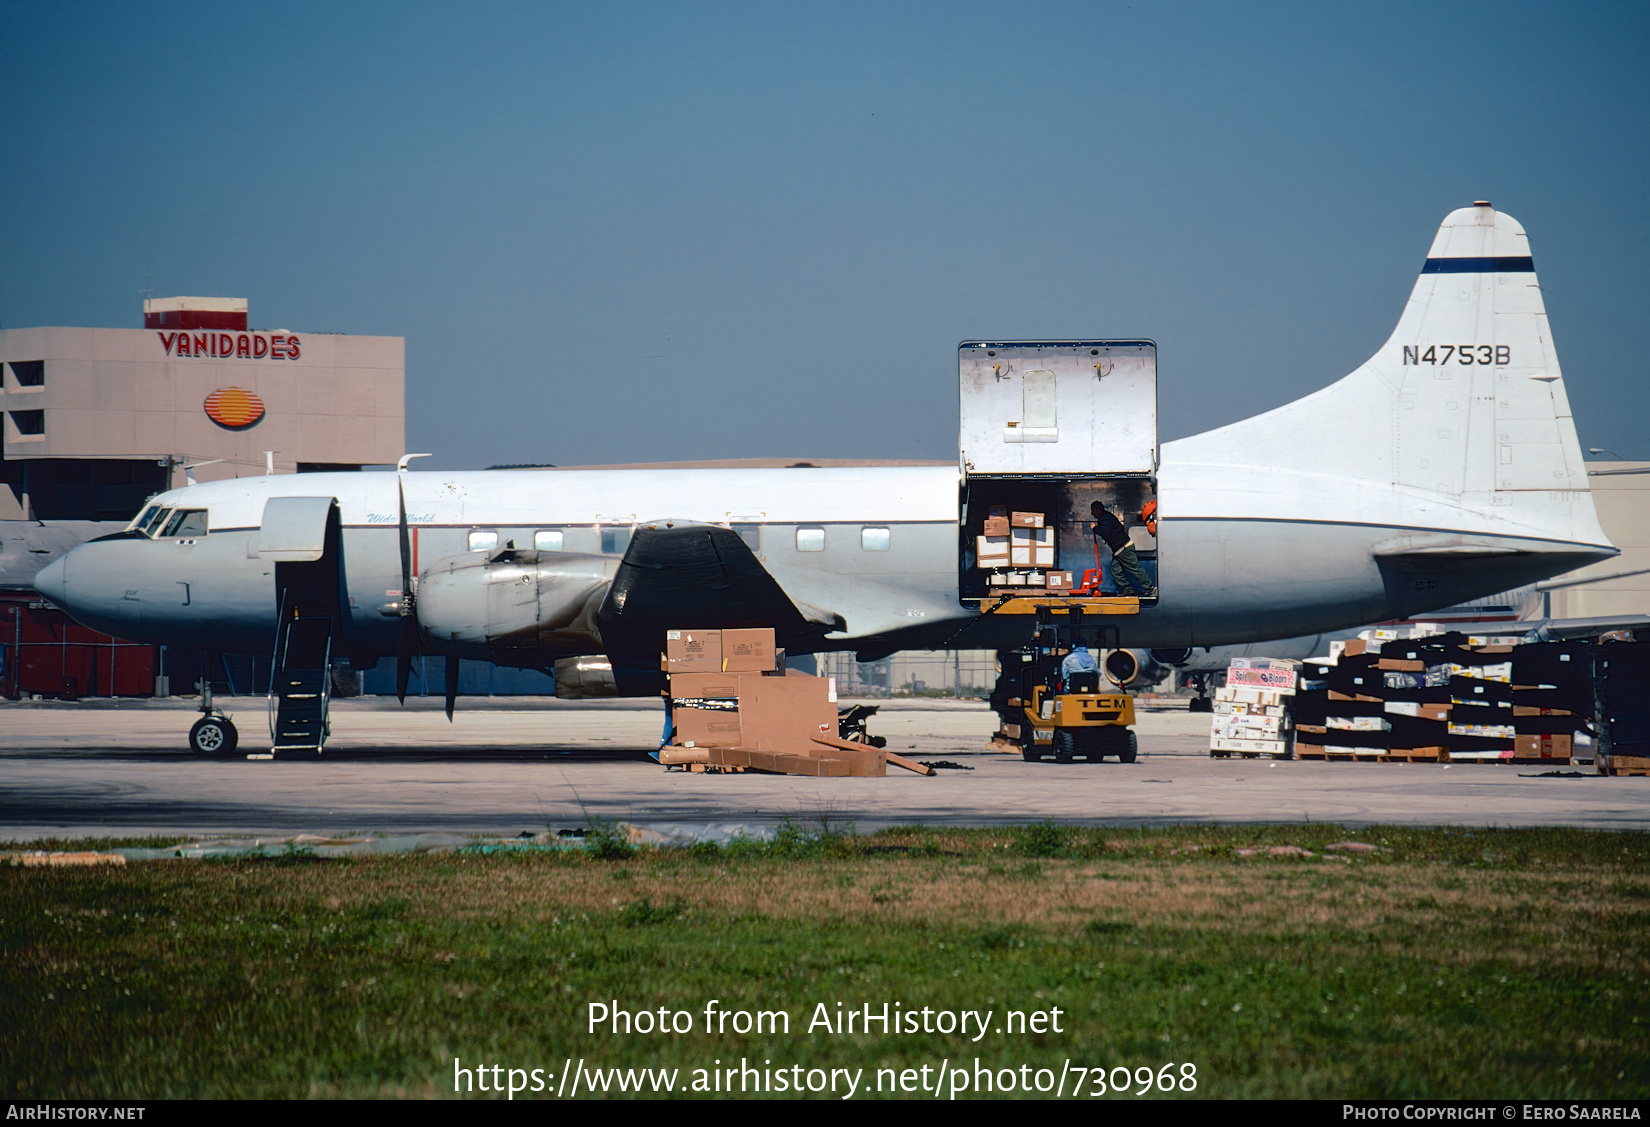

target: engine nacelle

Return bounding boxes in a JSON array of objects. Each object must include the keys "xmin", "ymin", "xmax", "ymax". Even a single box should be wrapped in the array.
[
  {"xmin": 1104, "ymin": 648, "xmax": 1178, "ymax": 689},
  {"xmin": 415, "ymin": 548, "xmax": 619, "ymax": 662},
  {"xmin": 1104, "ymin": 648, "xmax": 1143, "ymax": 687},
  {"xmin": 554, "ymin": 656, "xmax": 618, "ymax": 699}
]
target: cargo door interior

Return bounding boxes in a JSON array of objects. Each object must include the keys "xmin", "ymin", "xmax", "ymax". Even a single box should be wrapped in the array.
[{"xmin": 958, "ymin": 340, "xmax": 1158, "ymax": 613}]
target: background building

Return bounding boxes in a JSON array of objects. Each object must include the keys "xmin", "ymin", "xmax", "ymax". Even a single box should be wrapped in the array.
[
  {"xmin": 0, "ymin": 296, "xmax": 403, "ymax": 520},
  {"xmin": 1, "ymin": 297, "xmax": 403, "ymax": 699},
  {"xmin": 1541, "ymin": 464, "xmax": 1650, "ymax": 620}
]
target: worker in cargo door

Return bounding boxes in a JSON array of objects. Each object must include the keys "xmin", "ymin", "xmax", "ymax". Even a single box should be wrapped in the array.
[{"xmin": 1090, "ymin": 501, "xmax": 1153, "ymax": 596}]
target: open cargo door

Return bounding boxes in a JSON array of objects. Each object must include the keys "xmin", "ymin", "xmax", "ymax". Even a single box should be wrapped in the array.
[{"xmin": 959, "ymin": 340, "xmax": 1159, "ymax": 615}]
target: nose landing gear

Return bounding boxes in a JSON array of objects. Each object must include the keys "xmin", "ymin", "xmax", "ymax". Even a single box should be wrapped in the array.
[{"xmin": 187, "ymin": 679, "xmax": 239, "ymax": 756}]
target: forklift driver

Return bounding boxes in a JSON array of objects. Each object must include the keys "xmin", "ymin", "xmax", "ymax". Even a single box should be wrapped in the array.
[
  {"xmin": 1059, "ymin": 644, "xmax": 1100, "ymax": 692},
  {"xmin": 1090, "ymin": 501, "xmax": 1153, "ymax": 596}
]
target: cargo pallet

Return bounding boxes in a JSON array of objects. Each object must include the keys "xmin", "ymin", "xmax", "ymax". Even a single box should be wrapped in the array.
[
  {"xmin": 1296, "ymin": 747, "xmax": 1444, "ymax": 763},
  {"xmin": 1295, "ymin": 746, "xmax": 1576, "ymax": 765},
  {"xmin": 1601, "ymin": 754, "xmax": 1650, "ymax": 777}
]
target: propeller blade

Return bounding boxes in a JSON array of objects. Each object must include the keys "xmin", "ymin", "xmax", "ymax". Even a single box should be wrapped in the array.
[
  {"xmin": 397, "ymin": 474, "xmax": 413, "ymax": 600},
  {"xmin": 395, "ymin": 617, "xmax": 418, "ymax": 704},
  {"xmin": 392, "ymin": 455, "xmax": 431, "ymax": 706},
  {"xmin": 444, "ymin": 655, "xmax": 460, "ymax": 721}
]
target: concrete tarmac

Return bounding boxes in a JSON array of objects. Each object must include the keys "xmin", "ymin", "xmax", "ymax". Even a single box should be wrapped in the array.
[{"xmin": 1, "ymin": 696, "xmax": 1644, "ymax": 841}]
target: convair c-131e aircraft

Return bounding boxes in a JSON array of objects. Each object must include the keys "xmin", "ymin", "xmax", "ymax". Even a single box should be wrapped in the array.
[{"xmin": 34, "ymin": 203, "xmax": 1617, "ymax": 753}]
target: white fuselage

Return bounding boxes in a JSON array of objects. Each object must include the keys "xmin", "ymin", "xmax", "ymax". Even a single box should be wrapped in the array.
[{"xmin": 34, "ymin": 452, "xmax": 1613, "ymax": 663}]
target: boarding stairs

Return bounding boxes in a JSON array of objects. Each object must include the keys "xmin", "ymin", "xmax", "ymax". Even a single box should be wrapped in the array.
[{"xmin": 269, "ymin": 611, "xmax": 334, "ymax": 754}]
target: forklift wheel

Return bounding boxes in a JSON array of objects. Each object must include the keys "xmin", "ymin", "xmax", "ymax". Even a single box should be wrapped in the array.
[
  {"xmin": 1053, "ymin": 730, "xmax": 1077, "ymax": 763},
  {"xmin": 1021, "ymin": 739, "xmax": 1045, "ymax": 762},
  {"xmin": 189, "ymin": 716, "xmax": 239, "ymax": 757},
  {"xmin": 1120, "ymin": 730, "xmax": 1138, "ymax": 763}
]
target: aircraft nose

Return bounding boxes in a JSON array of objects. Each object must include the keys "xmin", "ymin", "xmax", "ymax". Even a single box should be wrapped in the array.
[{"xmin": 32, "ymin": 554, "xmax": 69, "ymax": 605}]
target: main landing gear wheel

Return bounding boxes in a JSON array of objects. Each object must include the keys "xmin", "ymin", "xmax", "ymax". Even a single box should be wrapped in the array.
[{"xmin": 189, "ymin": 716, "xmax": 239, "ymax": 757}]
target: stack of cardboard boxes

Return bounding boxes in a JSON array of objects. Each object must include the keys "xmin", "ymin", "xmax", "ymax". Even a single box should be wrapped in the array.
[
  {"xmin": 1208, "ymin": 658, "xmax": 1297, "ymax": 758},
  {"xmin": 660, "ymin": 628, "xmax": 931, "ymax": 777},
  {"xmin": 1597, "ymin": 640, "xmax": 1650, "ymax": 775},
  {"xmin": 976, "ymin": 507, "xmax": 1069, "ymax": 592},
  {"xmin": 1290, "ymin": 628, "xmax": 1592, "ymax": 763}
]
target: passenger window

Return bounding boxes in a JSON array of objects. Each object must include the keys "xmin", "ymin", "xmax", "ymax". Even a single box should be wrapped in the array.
[
  {"xmin": 733, "ymin": 523, "xmax": 761, "ymax": 552},
  {"xmin": 861, "ymin": 526, "xmax": 890, "ymax": 551},
  {"xmin": 161, "ymin": 509, "xmax": 208, "ymax": 538},
  {"xmin": 601, "ymin": 527, "xmax": 631, "ymax": 555},
  {"xmin": 533, "ymin": 530, "xmax": 564, "ymax": 551},
  {"xmin": 468, "ymin": 531, "xmax": 499, "ymax": 552},
  {"xmin": 796, "ymin": 527, "xmax": 825, "ymax": 552}
]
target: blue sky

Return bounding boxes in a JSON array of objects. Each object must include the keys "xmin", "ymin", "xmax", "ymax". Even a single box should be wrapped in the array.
[{"xmin": 2, "ymin": 1, "xmax": 1645, "ymax": 468}]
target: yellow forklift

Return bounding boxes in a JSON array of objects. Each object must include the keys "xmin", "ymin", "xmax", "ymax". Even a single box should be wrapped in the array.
[{"xmin": 1000, "ymin": 611, "xmax": 1138, "ymax": 763}]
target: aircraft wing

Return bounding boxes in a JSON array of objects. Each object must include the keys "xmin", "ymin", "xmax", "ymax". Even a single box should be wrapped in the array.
[
  {"xmin": 1532, "ymin": 615, "xmax": 1650, "ymax": 642},
  {"xmin": 595, "ymin": 522, "xmax": 846, "ymax": 694}
]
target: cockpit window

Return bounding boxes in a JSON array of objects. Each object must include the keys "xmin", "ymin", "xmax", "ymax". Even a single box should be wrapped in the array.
[
  {"xmin": 160, "ymin": 509, "xmax": 209, "ymax": 538},
  {"xmin": 135, "ymin": 507, "xmax": 171, "ymax": 536},
  {"xmin": 129, "ymin": 505, "xmax": 159, "ymax": 533}
]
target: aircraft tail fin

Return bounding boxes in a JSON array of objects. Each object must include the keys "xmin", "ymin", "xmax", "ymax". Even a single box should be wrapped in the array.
[{"xmin": 1167, "ymin": 203, "xmax": 1610, "ymax": 549}]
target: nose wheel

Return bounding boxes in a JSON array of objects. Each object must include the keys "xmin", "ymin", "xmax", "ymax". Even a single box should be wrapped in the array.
[{"xmin": 188, "ymin": 715, "xmax": 239, "ymax": 756}]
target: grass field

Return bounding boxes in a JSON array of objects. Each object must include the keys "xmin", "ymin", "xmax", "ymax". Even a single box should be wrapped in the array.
[{"xmin": 3, "ymin": 823, "xmax": 1647, "ymax": 1100}]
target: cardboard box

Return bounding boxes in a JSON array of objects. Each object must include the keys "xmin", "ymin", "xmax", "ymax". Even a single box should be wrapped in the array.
[
  {"xmin": 977, "ymin": 534, "xmax": 1010, "ymax": 567},
  {"xmin": 774, "ymin": 754, "xmax": 851, "ymax": 778},
  {"xmin": 1211, "ymin": 737, "xmax": 1288, "ymax": 754},
  {"xmin": 982, "ymin": 516, "xmax": 1010, "ymax": 536},
  {"xmin": 1228, "ymin": 666, "xmax": 1297, "ymax": 690},
  {"xmin": 809, "ymin": 735, "xmax": 890, "ymax": 776},
  {"xmin": 734, "ymin": 671, "xmax": 838, "ymax": 754},
  {"xmin": 1512, "ymin": 706, "xmax": 1574, "ymax": 717},
  {"xmin": 1515, "ymin": 733, "xmax": 1572, "ymax": 758},
  {"xmin": 1385, "ymin": 701, "xmax": 1450, "ymax": 721},
  {"xmin": 1010, "ymin": 526, "xmax": 1055, "ymax": 567},
  {"xmin": 669, "ymin": 672, "xmax": 740, "ymax": 700},
  {"xmin": 721, "ymin": 628, "xmax": 776, "ymax": 672},
  {"xmin": 665, "ymin": 629, "xmax": 722, "ymax": 673},
  {"xmin": 672, "ymin": 707, "xmax": 743, "ymax": 747},
  {"xmin": 1376, "ymin": 658, "xmax": 1425, "ymax": 672},
  {"xmin": 1330, "ymin": 639, "xmax": 1368, "ymax": 659},
  {"xmin": 1327, "ymin": 716, "xmax": 1390, "ymax": 731},
  {"xmin": 1010, "ymin": 511, "xmax": 1045, "ymax": 528},
  {"xmin": 1045, "ymin": 570, "xmax": 1073, "ymax": 590}
]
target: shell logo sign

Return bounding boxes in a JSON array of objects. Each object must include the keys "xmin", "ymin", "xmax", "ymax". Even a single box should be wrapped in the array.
[{"xmin": 204, "ymin": 387, "xmax": 265, "ymax": 429}]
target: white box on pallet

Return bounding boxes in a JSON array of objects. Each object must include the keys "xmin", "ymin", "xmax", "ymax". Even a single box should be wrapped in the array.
[
  {"xmin": 1211, "ymin": 737, "xmax": 1289, "ymax": 754},
  {"xmin": 1327, "ymin": 716, "xmax": 1390, "ymax": 732},
  {"xmin": 1009, "ymin": 526, "xmax": 1056, "ymax": 568}
]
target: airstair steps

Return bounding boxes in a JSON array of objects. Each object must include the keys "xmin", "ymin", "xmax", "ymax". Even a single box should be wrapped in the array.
[{"xmin": 270, "ymin": 613, "xmax": 334, "ymax": 754}]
